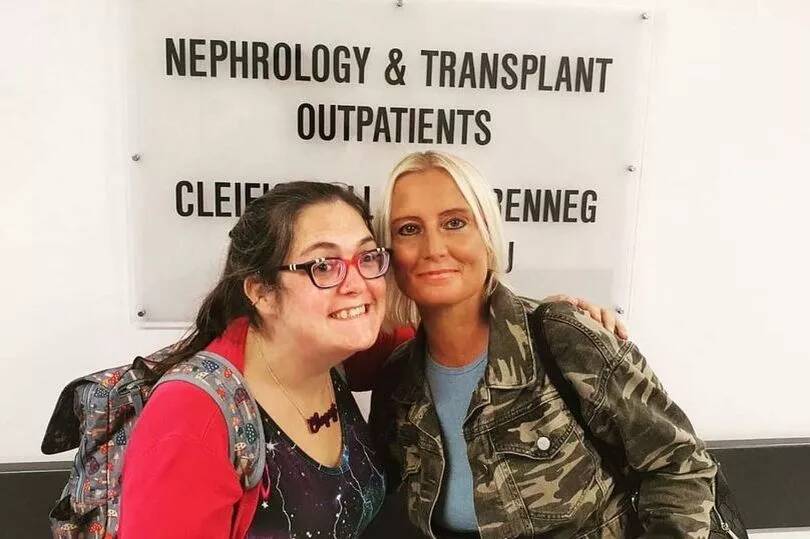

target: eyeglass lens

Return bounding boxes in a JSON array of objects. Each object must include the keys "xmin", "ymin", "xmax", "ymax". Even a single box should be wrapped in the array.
[{"xmin": 311, "ymin": 249, "xmax": 389, "ymax": 287}]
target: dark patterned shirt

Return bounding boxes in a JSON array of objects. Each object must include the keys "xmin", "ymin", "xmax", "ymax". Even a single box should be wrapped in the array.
[{"xmin": 247, "ymin": 370, "xmax": 386, "ymax": 538}]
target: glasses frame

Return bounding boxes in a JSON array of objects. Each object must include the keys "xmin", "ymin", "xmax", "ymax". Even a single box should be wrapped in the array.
[{"xmin": 275, "ymin": 247, "xmax": 393, "ymax": 289}]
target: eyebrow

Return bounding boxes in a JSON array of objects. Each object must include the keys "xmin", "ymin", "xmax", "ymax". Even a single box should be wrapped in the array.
[
  {"xmin": 298, "ymin": 235, "xmax": 376, "ymax": 258},
  {"xmin": 440, "ymin": 207, "xmax": 472, "ymax": 217},
  {"xmin": 391, "ymin": 207, "xmax": 472, "ymax": 223}
]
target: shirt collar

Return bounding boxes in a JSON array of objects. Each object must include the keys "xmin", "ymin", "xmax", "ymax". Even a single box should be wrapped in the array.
[
  {"xmin": 400, "ymin": 282, "xmax": 538, "ymax": 394},
  {"xmin": 205, "ymin": 316, "xmax": 250, "ymax": 374}
]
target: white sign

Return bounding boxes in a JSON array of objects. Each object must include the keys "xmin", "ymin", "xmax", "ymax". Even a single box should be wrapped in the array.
[{"xmin": 128, "ymin": 0, "xmax": 652, "ymax": 323}]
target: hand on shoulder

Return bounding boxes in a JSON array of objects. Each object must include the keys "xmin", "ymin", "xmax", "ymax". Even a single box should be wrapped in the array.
[{"xmin": 539, "ymin": 294, "xmax": 628, "ymax": 340}]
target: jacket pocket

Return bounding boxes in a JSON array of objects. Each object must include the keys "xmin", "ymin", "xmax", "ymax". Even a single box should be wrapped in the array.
[
  {"xmin": 399, "ymin": 445, "xmax": 421, "ymax": 485},
  {"xmin": 393, "ymin": 422, "xmax": 425, "ymax": 494},
  {"xmin": 489, "ymin": 395, "xmax": 599, "ymax": 520}
]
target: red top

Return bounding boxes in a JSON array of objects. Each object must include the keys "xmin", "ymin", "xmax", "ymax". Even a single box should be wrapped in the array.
[{"xmin": 119, "ymin": 320, "xmax": 413, "ymax": 538}]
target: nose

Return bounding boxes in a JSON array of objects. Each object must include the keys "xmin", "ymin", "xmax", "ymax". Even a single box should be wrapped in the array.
[
  {"xmin": 337, "ymin": 262, "xmax": 365, "ymax": 295},
  {"xmin": 422, "ymin": 227, "xmax": 448, "ymax": 260}
]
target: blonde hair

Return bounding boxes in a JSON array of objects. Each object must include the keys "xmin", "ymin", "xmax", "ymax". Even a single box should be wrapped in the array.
[{"xmin": 377, "ymin": 151, "xmax": 508, "ymax": 328}]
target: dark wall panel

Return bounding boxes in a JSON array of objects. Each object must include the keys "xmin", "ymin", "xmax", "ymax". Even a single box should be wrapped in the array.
[{"xmin": 3, "ymin": 439, "xmax": 808, "ymax": 537}]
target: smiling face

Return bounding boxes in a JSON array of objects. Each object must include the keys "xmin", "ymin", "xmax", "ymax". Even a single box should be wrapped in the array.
[
  {"xmin": 273, "ymin": 199, "xmax": 386, "ymax": 357},
  {"xmin": 389, "ymin": 168, "xmax": 490, "ymax": 314}
]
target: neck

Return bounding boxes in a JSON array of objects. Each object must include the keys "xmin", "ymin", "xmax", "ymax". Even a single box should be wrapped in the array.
[
  {"xmin": 421, "ymin": 292, "xmax": 489, "ymax": 368},
  {"xmin": 244, "ymin": 325, "xmax": 333, "ymax": 397}
]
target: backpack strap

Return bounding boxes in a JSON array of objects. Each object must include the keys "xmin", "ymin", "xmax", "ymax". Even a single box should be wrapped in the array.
[
  {"xmin": 528, "ymin": 307, "xmax": 631, "ymax": 484},
  {"xmin": 154, "ymin": 351, "xmax": 266, "ymax": 490}
]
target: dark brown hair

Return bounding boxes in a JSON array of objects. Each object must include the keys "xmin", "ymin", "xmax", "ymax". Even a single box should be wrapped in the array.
[{"xmin": 155, "ymin": 181, "xmax": 373, "ymax": 374}]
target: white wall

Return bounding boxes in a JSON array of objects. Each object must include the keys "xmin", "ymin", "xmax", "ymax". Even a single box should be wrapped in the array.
[
  {"xmin": 751, "ymin": 533, "xmax": 810, "ymax": 539},
  {"xmin": 2, "ymin": 0, "xmax": 808, "ymax": 470},
  {"xmin": 630, "ymin": 0, "xmax": 810, "ymax": 440},
  {"xmin": 1, "ymin": 0, "xmax": 186, "ymax": 462}
]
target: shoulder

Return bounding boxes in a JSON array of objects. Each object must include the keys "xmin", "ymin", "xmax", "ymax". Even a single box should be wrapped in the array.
[
  {"xmin": 523, "ymin": 298, "xmax": 631, "ymax": 365},
  {"xmin": 342, "ymin": 328, "xmax": 415, "ymax": 391},
  {"xmin": 371, "ymin": 336, "xmax": 419, "ymax": 404},
  {"xmin": 132, "ymin": 380, "xmax": 229, "ymax": 453},
  {"xmin": 378, "ymin": 337, "xmax": 417, "ymax": 382},
  {"xmin": 386, "ymin": 337, "xmax": 416, "ymax": 366}
]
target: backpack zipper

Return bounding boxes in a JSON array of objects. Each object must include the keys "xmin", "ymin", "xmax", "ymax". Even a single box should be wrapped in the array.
[
  {"xmin": 713, "ymin": 506, "xmax": 740, "ymax": 539},
  {"xmin": 118, "ymin": 378, "xmax": 148, "ymax": 395},
  {"xmin": 73, "ymin": 384, "xmax": 92, "ymax": 503}
]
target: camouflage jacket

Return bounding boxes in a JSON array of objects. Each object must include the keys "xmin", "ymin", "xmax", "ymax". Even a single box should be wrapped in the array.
[{"xmin": 369, "ymin": 284, "xmax": 716, "ymax": 538}]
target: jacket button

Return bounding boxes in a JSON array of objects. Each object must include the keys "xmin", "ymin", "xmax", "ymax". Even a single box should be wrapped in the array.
[{"xmin": 536, "ymin": 437, "xmax": 551, "ymax": 451}]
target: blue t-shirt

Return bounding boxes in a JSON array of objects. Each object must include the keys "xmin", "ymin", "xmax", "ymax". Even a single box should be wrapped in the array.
[{"xmin": 426, "ymin": 349, "xmax": 488, "ymax": 532}]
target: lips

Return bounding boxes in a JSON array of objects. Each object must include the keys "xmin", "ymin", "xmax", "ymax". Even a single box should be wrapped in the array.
[
  {"xmin": 329, "ymin": 304, "xmax": 369, "ymax": 320},
  {"xmin": 416, "ymin": 269, "xmax": 459, "ymax": 278}
]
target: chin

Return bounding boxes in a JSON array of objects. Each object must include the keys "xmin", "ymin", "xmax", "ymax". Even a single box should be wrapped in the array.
[
  {"xmin": 331, "ymin": 318, "xmax": 381, "ymax": 351},
  {"xmin": 338, "ymin": 331, "xmax": 378, "ymax": 353},
  {"xmin": 410, "ymin": 287, "xmax": 468, "ymax": 308}
]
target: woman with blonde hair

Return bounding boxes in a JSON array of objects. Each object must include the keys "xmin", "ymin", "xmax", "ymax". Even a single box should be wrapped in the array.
[{"xmin": 369, "ymin": 151, "xmax": 716, "ymax": 538}]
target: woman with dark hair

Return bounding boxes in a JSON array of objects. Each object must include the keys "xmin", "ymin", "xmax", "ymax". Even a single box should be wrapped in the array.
[{"xmin": 120, "ymin": 182, "xmax": 392, "ymax": 538}]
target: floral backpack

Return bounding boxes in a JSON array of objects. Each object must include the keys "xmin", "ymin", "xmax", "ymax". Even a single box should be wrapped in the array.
[{"xmin": 41, "ymin": 346, "xmax": 266, "ymax": 538}]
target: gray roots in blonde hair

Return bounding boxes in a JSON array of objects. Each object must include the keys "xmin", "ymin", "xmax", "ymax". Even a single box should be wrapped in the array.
[{"xmin": 376, "ymin": 151, "xmax": 508, "ymax": 328}]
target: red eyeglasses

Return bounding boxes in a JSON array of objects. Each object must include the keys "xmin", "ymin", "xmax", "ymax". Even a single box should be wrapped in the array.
[{"xmin": 276, "ymin": 247, "xmax": 392, "ymax": 289}]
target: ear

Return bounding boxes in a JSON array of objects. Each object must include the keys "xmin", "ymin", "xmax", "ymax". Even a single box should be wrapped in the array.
[{"xmin": 244, "ymin": 275, "xmax": 280, "ymax": 316}]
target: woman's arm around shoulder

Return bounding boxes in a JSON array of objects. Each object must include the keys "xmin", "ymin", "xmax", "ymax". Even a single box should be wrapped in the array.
[{"xmin": 119, "ymin": 381, "xmax": 244, "ymax": 538}]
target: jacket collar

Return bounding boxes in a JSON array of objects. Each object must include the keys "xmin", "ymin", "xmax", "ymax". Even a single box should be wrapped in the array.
[
  {"xmin": 396, "ymin": 282, "xmax": 538, "ymax": 399},
  {"xmin": 483, "ymin": 282, "xmax": 538, "ymax": 389}
]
